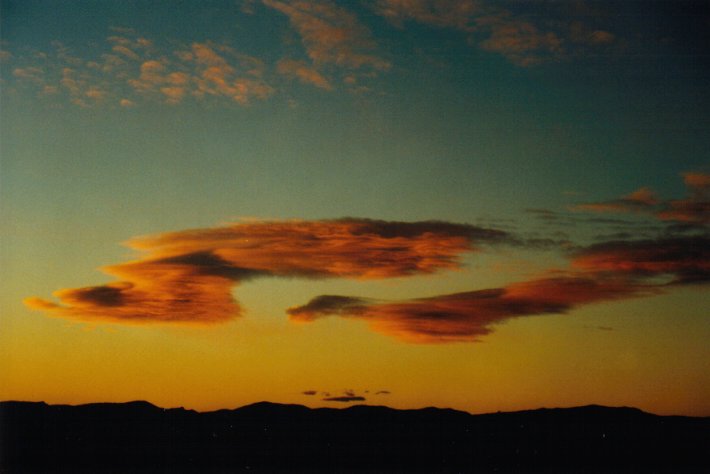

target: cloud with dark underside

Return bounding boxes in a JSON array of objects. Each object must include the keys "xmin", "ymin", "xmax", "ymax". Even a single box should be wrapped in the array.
[
  {"xmin": 571, "ymin": 236, "xmax": 710, "ymax": 284},
  {"xmin": 288, "ymin": 275, "xmax": 650, "ymax": 343},
  {"xmin": 573, "ymin": 172, "xmax": 710, "ymax": 225},
  {"xmin": 302, "ymin": 390, "xmax": 317, "ymax": 395},
  {"xmin": 288, "ymin": 234, "xmax": 709, "ymax": 343},
  {"xmin": 323, "ymin": 396, "xmax": 366, "ymax": 402},
  {"xmin": 24, "ymin": 218, "xmax": 508, "ymax": 325}
]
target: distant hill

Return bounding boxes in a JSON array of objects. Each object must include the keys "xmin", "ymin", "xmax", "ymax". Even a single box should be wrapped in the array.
[{"xmin": 1, "ymin": 400, "xmax": 708, "ymax": 472}]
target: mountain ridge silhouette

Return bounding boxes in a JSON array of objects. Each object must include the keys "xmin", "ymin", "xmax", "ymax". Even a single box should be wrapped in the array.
[{"xmin": 2, "ymin": 400, "xmax": 708, "ymax": 472}]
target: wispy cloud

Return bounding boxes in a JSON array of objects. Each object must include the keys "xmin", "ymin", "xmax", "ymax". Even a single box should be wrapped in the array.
[
  {"xmin": 25, "ymin": 219, "xmax": 508, "ymax": 325},
  {"xmin": 573, "ymin": 172, "xmax": 710, "ymax": 224}
]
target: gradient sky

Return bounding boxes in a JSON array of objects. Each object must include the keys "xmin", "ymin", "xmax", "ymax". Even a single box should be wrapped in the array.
[{"xmin": 1, "ymin": 0, "xmax": 709, "ymax": 416}]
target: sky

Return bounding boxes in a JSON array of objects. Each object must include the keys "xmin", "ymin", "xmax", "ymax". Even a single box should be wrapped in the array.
[{"xmin": 1, "ymin": 0, "xmax": 709, "ymax": 416}]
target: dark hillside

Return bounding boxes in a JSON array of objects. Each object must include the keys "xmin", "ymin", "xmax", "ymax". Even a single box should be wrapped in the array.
[{"xmin": 1, "ymin": 401, "xmax": 708, "ymax": 472}]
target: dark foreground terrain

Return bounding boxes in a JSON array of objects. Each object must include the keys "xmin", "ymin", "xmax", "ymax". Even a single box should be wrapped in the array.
[{"xmin": 1, "ymin": 400, "xmax": 708, "ymax": 472}]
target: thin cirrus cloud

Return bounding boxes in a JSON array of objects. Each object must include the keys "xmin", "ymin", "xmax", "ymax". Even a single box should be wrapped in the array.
[
  {"xmin": 24, "ymin": 218, "xmax": 509, "ymax": 325},
  {"xmin": 573, "ymin": 172, "xmax": 710, "ymax": 224},
  {"xmin": 288, "ymin": 233, "xmax": 709, "ymax": 343}
]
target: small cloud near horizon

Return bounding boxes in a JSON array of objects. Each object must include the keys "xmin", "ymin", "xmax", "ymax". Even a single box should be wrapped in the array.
[{"xmin": 323, "ymin": 396, "xmax": 366, "ymax": 403}]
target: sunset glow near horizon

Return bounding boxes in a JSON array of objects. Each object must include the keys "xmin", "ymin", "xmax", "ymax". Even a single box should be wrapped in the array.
[{"xmin": 1, "ymin": 0, "xmax": 709, "ymax": 416}]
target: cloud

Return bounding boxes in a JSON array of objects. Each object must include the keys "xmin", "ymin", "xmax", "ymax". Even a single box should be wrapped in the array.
[
  {"xmin": 574, "ymin": 187, "xmax": 659, "ymax": 214},
  {"xmin": 126, "ymin": 43, "xmax": 273, "ymax": 105},
  {"xmin": 302, "ymin": 390, "xmax": 317, "ymax": 395},
  {"xmin": 657, "ymin": 173, "xmax": 710, "ymax": 224},
  {"xmin": 572, "ymin": 236, "xmax": 710, "ymax": 284},
  {"xmin": 289, "ymin": 232, "xmax": 709, "ymax": 343},
  {"xmin": 372, "ymin": 0, "xmax": 617, "ymax": 66},
  {"xmin": 323, "ymin": 396, "xmax": 366, "ymax": 402},
  {"xmin": 263, "ymin": 0, "xmax": 390, "ymax": 71},
  {"xmin": 374, "ymin": 0, "xmax": 482, "ymax": 31},
  {"xmin": 13, "ymin": 66, "xmax": 45, "ymax": 83},
  {"xmin": 6, "ymin": 32, "xmax": 275, "ymax": 107},
  {"xmin": 277, "ymin": 58, "xmax": 332, "ymax": 89},
  {"xmin": 573, "ymin": 172, "xmax": 710, "ymax": 224},
  {"xmin": 477, "ymin": 15, "xmax": 563, "ymax": 67},
  {"xmin": 288, "ymin": 275, "xmax": 648, "ymax": 343},
  {"xmin": 375, "ymin": 390, "xmax": 391, "ymax": 395},
  {"xmin": 25, "ymin": 218, "xmax": 507, "ymax": 325}
]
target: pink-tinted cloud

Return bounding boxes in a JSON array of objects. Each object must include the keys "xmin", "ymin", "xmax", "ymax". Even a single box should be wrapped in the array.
[{"xmin": 25, "ymin": 219, "xmax": 507, "ymax": 325}]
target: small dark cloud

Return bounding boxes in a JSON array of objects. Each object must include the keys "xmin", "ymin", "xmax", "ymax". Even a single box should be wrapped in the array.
[
  {"xmin": 323, "ymin": 396, "xmax": 366, "ymax": 403},
  {"xmin": 302, "ymin": 390, "xmax": 317, "ymax": 396},
  {"xmin": 287, "ymin": 295, "xmax": 371, "ymax": 321},
  {"xmin": 584, "ymin": 325, "xmax": 614, "ymax": 331},
  {"xmin": 375, "ymin": 390, "xmax": 391, "ymax": 395},
  {"xmin": 662, "ymin": 223, "xmax": 709, "ymax": 236},
  {"xmin": 592, "ymin": 232, "xmax": 635, "ymax": 241},
  {"xmin": 526, "ymin": 208, "xmax": 559, "ymax": 220}
]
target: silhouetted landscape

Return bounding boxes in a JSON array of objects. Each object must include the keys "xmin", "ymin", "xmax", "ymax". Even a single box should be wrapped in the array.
[{"xmin": 1, "ymin": 400, "xmax": 708, "ymax": 472}]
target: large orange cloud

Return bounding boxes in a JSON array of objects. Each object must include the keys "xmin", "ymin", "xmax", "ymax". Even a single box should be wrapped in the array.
[
  {"xmin": 288, "ymin": 234, "xmax": 709, "ymax": 343},
  {"xmin": 25, "ymin": 219, "xmax": 508, "ymax": 325}
]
